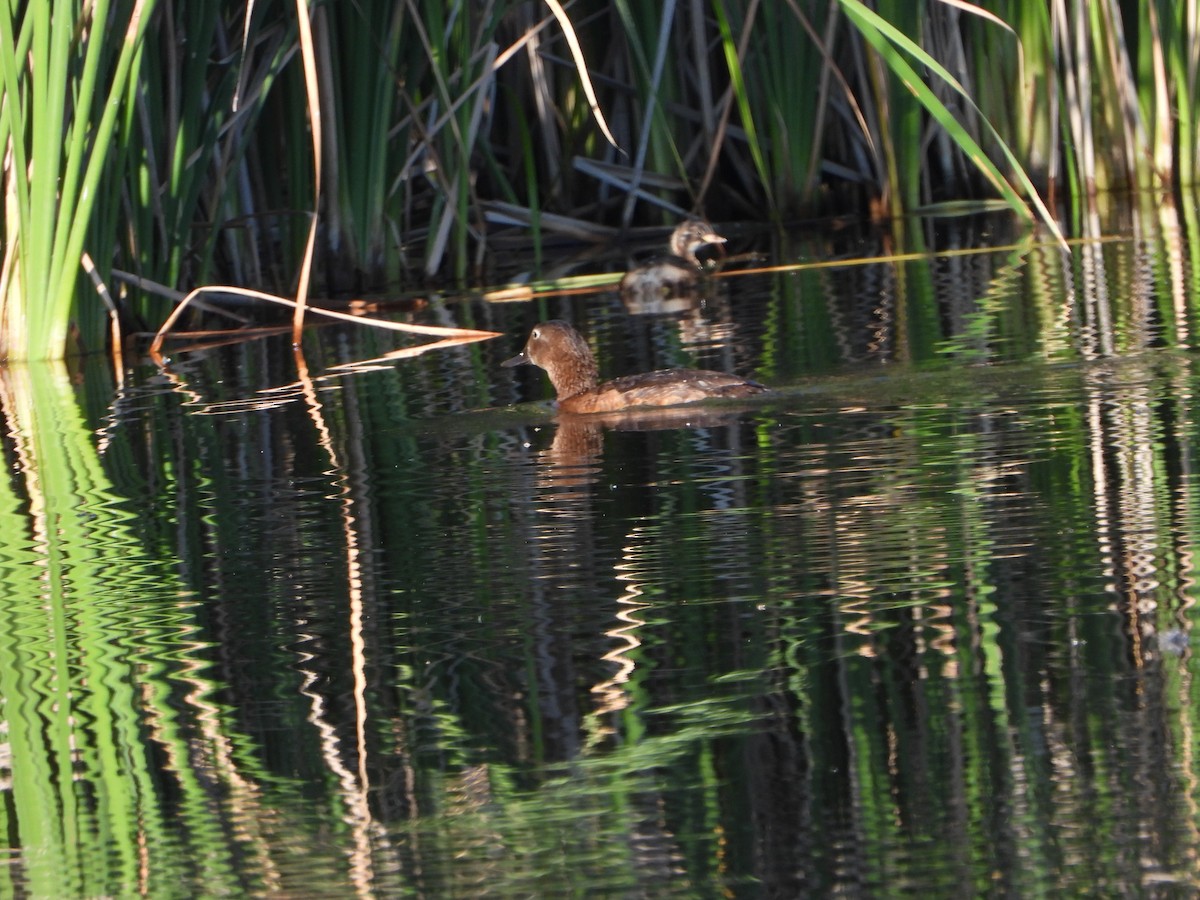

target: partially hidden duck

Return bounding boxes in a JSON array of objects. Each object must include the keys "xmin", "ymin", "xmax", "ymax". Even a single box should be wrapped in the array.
[
  {"xmin": 502, "ymin": 320, "xmax": 766, "ymax": 414},
  {"xmin": 619, "ymin": 219, "xmax": 726, "ymax": 297}
]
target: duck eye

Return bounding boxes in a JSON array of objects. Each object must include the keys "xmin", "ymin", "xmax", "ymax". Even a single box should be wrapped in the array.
[{"xmin": 532, "ymin": 329, "xmax": 540, "ymax": 339}]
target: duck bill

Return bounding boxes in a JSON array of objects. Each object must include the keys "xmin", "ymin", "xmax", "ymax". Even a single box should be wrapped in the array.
[
  {"xmin": 701, "ymin": 234, "xmax": 727, "ymax": 256},
  {"xmin": 690, "ymin": 233, "xmax": 727, "ymax": 258},
  {"xmin": 501, "ymin": 349, "xmax": 531, "ymax": 368}
]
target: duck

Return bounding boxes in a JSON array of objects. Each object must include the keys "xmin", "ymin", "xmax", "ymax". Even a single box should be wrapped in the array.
[
  {"xmin": 619, "ymin": 219, "xmax": 726, "ymax": 297},
  {"xmin": 502, "ymin": 319, "xmax": 765, "ymax": 414}
]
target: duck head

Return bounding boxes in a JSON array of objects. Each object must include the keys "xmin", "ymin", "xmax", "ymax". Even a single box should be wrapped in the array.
[
  {"xmin": 668, "ymin": 220, "xmax": 726, "ymax": 265},
  {"xmin": 501, "ymin": 320, "xmax": 600, "ymax": 402}
]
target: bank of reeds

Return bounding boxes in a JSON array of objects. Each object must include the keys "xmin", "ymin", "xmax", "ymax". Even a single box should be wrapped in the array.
[{"xmin": 1, "ymin": 1, "xmax": 1197, "ymax": 360}]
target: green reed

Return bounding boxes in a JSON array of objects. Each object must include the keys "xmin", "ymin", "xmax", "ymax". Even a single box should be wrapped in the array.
[
  {"xmin": 105, "ymin": 7, "xmax": 290, "ymax": 321},
  {"xmin": 4, "ymin": 2, "xmax": 1200, "ymax": 360},
  {"xmin": 0, "ymin": 1, "xmax": 158, "ymax": 360}
]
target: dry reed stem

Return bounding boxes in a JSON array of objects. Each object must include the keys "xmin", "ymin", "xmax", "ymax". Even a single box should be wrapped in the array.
[
  {"xmin": 620, "ymin": 0, "xmax": 678, "ymax": 227},
  {"xmin": 149, "ymin": 284, "xmax": 500, "ymax": 360},
  {"xmin": 291, "ymin": 0, "xmax": 321, "ymax": 346},
  {"xmin": 81, "ymin": 251, "xmax": 124, "ymax": 379},
  {"xmin": 544, "ymin": 0, "xmax": 621, "ymax": 151}
]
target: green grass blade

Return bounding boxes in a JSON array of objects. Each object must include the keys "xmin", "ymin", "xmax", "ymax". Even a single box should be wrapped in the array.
[
  {"xmin": 837, "ymin": 0, "xmax": 1065, "ymax": 247},
  {"xmin": 711, "ymin": 0, "xmax": 775, "ymax": 212},
  {"xmin": 47, "ymin": 2, "xmax": 159, "ymax": 356}
]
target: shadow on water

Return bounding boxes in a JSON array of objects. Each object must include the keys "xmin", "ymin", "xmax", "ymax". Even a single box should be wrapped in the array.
[{"xmin": 5, "ymin": 202, "xmax": 1200, "ymax": 895}]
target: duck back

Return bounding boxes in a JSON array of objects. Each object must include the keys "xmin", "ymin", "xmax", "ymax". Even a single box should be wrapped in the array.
[{"xmin": 560, "ymin": 368, "xmax": 765, "ymax": 414}]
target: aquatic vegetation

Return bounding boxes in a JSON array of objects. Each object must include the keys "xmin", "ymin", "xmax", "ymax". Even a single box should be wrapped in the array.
[{"xmin": 0, "ymin": 2, "xmax": 1197, "ymax": 359}]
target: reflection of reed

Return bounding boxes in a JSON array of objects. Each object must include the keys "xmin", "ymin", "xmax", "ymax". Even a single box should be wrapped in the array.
[
  {"xmin": 3, "ymin": 362, "xmax": 297, "ymax": 893},
  {"xmin": 1083, "ymin": 350, "xmax": 1200, "ymax": 867},
  {"xmin": 1084, "ymin": 358, "xmax": 1200, "ymax": 884},
  {"xmin": 822, "ymin": 252, "xmax": 896, "ymax": 363},
  {"xmin": 294, "ymin": 351, "xmax": 386, "ymax": 896},
  {"xmin": 1084, "ymin": 365, "xmax": 1162, "ymax": 667},
  {"xmin": 585, "ymin": 538, "xmax": 650, "ymax": 746},
  {"xmin": 170, "ymin": 672, "xmax": 286, "ymax": 893},
  {"xmin": 1157, "ymin": 201, "xmax": 1189, "ymax": 351},
  {"xmin": 793, "ymin": 405, "xmax": 1051, "ymax": 671},
  {"xmin": 1076, "ymin": 214, "xmax": 1114, "ymax": 360},
  {"xmin": 1166, "ymin": 368, "xmax": 1200, "ymax": 877},
  {"xmin": 835, "ymin": 574, "xmax": 876, "ymax": 650},
  {"xmin": 798, "ymin": 424, "xmax": 957, "ymax": 658}
]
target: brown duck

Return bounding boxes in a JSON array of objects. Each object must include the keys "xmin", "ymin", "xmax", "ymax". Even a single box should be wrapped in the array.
[{"xmin": 502, "ymin": 320, "xmax": 765, "ymax": 414}]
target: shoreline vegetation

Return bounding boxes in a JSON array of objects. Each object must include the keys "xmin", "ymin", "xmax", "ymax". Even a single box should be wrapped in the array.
[{"xmin": 0, "ymin": 0, "xmax": 1195, "ymax": 360}]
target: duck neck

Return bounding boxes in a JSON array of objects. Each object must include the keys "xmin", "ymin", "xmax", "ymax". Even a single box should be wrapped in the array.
[
  {"xmin": 669, "ymin": 236, "xmax": 702, "ymax": 268},
  {"xmin": 548, "ymin": 357, "xmax": 599, "ymax": 402}
]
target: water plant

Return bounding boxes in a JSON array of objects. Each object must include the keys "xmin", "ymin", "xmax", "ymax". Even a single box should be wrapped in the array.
[
  {"xmin": 0, "ymin": 0, "xmax": 159, "ymax": 361},
  {"xmin": 2, "ymin": 2, "xmax": 1199, "ymax": 360}
]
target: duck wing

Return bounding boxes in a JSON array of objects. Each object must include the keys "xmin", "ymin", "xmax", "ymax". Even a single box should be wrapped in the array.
[{"xmin": 599, "ymin": 368, "xmax": 765, "ymax": 408}]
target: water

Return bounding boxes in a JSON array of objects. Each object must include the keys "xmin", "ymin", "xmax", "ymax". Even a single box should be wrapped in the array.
[{"xmin": 3, "ymin": 204, "xmax": 1200, "ymax": 896}]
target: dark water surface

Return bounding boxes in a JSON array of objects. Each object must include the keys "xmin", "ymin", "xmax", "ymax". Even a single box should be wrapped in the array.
[{"xmin": 4, "ymin": 204, "xmax": 1200, "ymax": 896}]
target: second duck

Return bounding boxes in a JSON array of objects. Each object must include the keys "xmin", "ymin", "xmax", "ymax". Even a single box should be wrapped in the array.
[{"xmin": 619, "ymin": 219, "xmax": 726, "ymax": 299}]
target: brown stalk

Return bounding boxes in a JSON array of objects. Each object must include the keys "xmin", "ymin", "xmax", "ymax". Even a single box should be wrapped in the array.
[
  {"xmin": 544, "ymin": 0, "xmax": 621, "ymax": 150},
  {"xmin": 291, "ymin": 0, "xmax": 322, "ymax": 346},
  {"xmin": 149, "ymin": 284, "xmax": 500, "ymax": 360}
]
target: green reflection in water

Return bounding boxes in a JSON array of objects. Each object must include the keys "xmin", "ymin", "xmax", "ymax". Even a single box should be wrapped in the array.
[
  {"xmin": 374, "ymin": 667, "xmax": 768, "ymax": 897},
  {"xmin": 9, "ymin": 207, "xmax": 1200, "ymax": 896},
  {"xmin": 0, "ymin": 363, "xmax": 350, "ymax": 898}
]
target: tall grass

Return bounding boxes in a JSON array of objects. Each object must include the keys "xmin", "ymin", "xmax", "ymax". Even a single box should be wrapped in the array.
[
  {"xmin": 3, "ymin": 1, "xmax": 1200, "ymax": 360},
  {"xmin": 0, "ymin": 1, "xmax": 158, "ymax": 361}
]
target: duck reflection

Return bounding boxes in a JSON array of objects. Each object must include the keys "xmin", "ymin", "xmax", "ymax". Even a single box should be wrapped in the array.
[
  {"xmin": 539, "ymin": 405, "xmax": 756, "ymax": 475},
  {"xmin": 503, "ymin": 313, "xmax": 766, "ymax": 750},
  {"xmin": 516, "ymin": 404, "xmax": 762, "ymax": 748}
]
